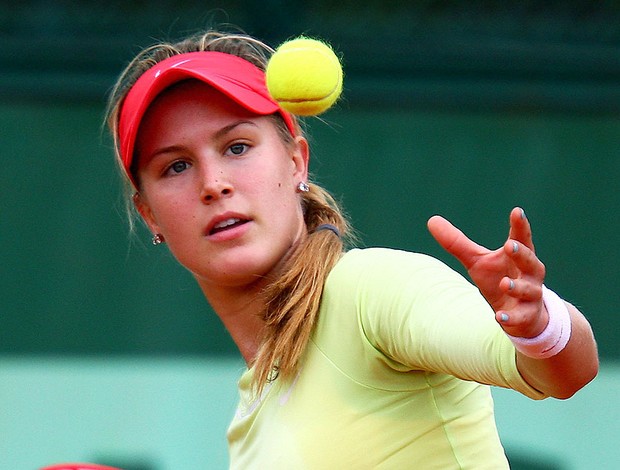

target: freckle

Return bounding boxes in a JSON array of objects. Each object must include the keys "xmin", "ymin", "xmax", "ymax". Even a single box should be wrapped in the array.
[{"xmin": 278, "ymin": 183, "xmax": 282, "ymax": 187}]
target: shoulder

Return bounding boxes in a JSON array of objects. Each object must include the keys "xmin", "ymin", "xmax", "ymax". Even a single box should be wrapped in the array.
[
  {"xmin": 335, "ymin": 246, "xmax": 444, "ymax": 272},
  {"xmin": 329, "ymin": 247, "xmax": 466, "ymax": 291},
  {"xmin": 322, "ymin": 246, "xmax": 478, "ymax": 335}
]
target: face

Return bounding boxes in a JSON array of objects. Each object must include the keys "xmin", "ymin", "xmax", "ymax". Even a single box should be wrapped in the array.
[{"xmin": 133, "ymin": 80, "xmax": 309, "ymax": 294}]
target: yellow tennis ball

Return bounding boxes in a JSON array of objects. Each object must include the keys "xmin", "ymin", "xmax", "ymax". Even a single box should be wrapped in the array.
[{"xmin": 266, "ymin": 37, "xmax": 343, "ymax": 116}]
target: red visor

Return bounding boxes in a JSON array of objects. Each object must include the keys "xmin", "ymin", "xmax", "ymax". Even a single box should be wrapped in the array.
[{"xmin": 118, "ymin": 51, "xmax": 296, "ymax": 184}]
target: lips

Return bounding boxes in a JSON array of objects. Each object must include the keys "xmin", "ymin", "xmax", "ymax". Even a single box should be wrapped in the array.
[{"xmin": 206, "ymin": 215, "xmax": 251, "ymax": 236}]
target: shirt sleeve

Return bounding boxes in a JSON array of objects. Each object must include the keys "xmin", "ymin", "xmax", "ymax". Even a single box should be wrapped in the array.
[{"xmin": 351, "ymin": 248, "xmax": 546, "ymax": 400}]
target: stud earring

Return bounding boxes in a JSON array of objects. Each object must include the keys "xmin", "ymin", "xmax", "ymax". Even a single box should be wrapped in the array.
[
  {"xmin": 152, "ymin": 233, "xmax": 164, "ymax": 245},
  {"xmin": 297, "ymin": 181, "xmax": 310, "ymax": 193}
]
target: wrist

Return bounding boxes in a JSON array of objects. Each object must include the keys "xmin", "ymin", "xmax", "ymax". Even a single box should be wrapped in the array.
[{"xmin": 506, "ymin": 285, "xmax": 572, "ymax": 359}]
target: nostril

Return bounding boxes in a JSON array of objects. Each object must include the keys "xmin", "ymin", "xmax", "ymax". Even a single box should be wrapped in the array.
[{"xmin": 201, "ymin": 184, "xmax": 232, "ymax": 203}]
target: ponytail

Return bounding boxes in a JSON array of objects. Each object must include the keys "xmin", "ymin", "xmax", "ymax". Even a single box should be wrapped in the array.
[{"xmin": 252, "ymin": 184, "xmax": 352, "ymax": 394}]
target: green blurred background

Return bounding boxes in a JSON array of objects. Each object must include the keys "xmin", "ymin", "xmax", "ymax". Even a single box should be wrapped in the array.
[{"xmin": 1, "ymin": 1, "xmax": 618, "ymax": 469}]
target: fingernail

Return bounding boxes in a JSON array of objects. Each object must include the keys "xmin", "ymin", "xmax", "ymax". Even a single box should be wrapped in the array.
[
  {"xmin": 512, "ymin": 241, "xmax": 519, "ymax": 253},
  {"xmin": 520, "ymin": 208, "xmax": 526, "ymax": 219},
  {"xmin": 500, "ymin": 313, "xmax": 510, "ymax": 322},
  {"xmin": 509, "ymin": 279, "xmax": 515, "ymax": 290}
]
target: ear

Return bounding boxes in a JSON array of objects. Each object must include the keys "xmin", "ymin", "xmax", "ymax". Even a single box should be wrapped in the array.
[
  {"xmin": 133, "ymin": 192, "xmax": 161, "ymax": 236},
  {"xmin": 291, "ymin": 135, "xmax": 310, "ymax": 182}
]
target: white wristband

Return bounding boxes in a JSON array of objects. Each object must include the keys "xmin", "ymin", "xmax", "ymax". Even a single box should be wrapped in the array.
[{"xmin": 507, "ymin": 285, "xmax": 572, "ymax": 359}]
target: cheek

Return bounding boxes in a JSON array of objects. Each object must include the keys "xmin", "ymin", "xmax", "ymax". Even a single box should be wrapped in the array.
[
  {"xmin": 243, "ymin": 165, "xmax": 294, "ymax": 199},
  {"xmin": 146, "ymin": 195, "xmax": 193, "ymax": 231}
]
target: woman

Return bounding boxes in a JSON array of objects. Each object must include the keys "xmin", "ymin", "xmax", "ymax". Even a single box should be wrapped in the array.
[{"xmin": 106, "ymin": 31, "xmax": 598, "ymax": 468}]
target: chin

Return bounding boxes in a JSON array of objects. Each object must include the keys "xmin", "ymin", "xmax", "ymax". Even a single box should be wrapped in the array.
[{"xmin": 194, "ymin": 256, "xmax": 276, "ymax": 288}]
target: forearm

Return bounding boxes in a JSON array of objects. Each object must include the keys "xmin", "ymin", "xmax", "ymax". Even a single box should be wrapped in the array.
[{"xmin": 516, "ymin": 302, "xmax": 599, "ymax": 399}]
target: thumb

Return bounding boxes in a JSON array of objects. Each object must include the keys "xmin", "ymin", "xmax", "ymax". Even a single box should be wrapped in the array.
[{"xmin": 427, "ymin": 215, "xmax": 483, "ymax": 268}]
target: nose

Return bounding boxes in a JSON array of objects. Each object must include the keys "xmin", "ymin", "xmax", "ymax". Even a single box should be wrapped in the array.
[{"xmin": 199, "ymin": 167, "xmax": 234, "ymax": 204}]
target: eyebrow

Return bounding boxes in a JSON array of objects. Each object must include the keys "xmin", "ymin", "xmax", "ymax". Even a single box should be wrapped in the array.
[
  {"xmin": 144, "ymin": 120, "xmax": 259, "ymax": 163},
  {"xmin": 213, "ymin": 120, "xmax": 259, "ymax": 140}
]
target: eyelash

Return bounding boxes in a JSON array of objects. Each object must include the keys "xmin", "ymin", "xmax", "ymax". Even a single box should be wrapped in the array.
[
  {"xmin": 227, "ymin": 142, "xmax": 249, "ymax": 156},
  {"xmin": 161, "ymin": 142, "xmax": 251, "ymax": 177},
  {"xmin": 164, "ymin": 160, "xmax": 190, "ymax": 176}
]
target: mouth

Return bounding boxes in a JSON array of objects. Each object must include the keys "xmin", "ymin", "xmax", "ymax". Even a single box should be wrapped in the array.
[{"xmin": 208, "ymin": 217, "xmax": 250, "ymax": 236}]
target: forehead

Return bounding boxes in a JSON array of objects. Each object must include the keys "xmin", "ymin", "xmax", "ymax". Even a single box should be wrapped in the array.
[
  {"xmin": 136, "ymin": 80, "xmax": 262, "ymax": 145},
  {"xmin": 144, "ymin": 79, "xmax": 254, "ymax": 120},
  {"xmin": 134, "ymin": 80, "xmax": 289, "ymax": 158},
  {"xmin": 134, "ymin": 85, "xmax": 237, "ymax": 164}
]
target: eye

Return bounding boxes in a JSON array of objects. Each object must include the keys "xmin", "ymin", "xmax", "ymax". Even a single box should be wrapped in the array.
[
  {"xmin": 165, "ymin": 160, "xmax": 191, "ymax": 175},
  {"xmin": 227, "ymin": 143, "xmax": 249, "ymax": 156}
]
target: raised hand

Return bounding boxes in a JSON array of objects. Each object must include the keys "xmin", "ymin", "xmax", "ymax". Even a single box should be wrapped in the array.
[{"xmin": 427, "ymin": 207, "xmax": 548, "ymax": 338}]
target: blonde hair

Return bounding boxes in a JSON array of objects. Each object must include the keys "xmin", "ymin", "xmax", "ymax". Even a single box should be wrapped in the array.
[
  {"xmin": 105, "ymin": 30, "xmax": 353, "ymax": 395},
  {"xmin": 255, "ymin": 184, "xmax": 351, "ymax": 392}
]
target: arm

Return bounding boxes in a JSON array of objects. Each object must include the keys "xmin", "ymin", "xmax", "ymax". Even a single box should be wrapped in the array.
[{"xmin": 427, "ymin": 207, "xmax": 598, "ymax": 399}]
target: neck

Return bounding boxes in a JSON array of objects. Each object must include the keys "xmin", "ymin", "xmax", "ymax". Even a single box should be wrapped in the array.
[
  {"xmin": 196, "ymin": 234, "xmax": 306, "ymax": 366},
  {"xmin": 199, "ymin": 280, "xmax": 267, "ymax": 366}
]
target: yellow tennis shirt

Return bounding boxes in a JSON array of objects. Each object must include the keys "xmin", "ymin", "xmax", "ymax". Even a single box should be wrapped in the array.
[{"xmin": 228, "ymin": 248, "xmax": 546, "ymax": 469}]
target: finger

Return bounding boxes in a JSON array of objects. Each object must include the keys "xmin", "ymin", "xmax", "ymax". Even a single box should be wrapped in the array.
[
  {"xmin": 495, "ymin": 306, "xmax": 541, "ymax": 332},
  {"xmin": 495, "ymin": 279, "xmax": 544, "ymax": 331},
  {"xmin": 495, "ymin": 299, "xmax": 547, "ymax": 338},
  {"xmin": 427, "ymin": 215, "xmax": 487, "ymax": 268},
  {"xmin": 507, "ymin": 207, "xmax": 535, "ymax": 252},
  {"xmin": 503, "ymin": 239, "xmax": 546, "ymax": 281},
  {"xmin": 500, "ymin": 276, "xmax": 544, "ymax": 301}
]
